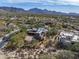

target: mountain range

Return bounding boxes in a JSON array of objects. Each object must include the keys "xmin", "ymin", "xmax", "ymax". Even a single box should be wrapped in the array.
[{"xmin": 0, "ymin": 6, "xmax": 79, "ymax": 16}]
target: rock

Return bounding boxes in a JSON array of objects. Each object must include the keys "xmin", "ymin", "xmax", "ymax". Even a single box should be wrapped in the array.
[{"xmin": 40, "ymin": 44, "xmax": 45, "ymax": 48}]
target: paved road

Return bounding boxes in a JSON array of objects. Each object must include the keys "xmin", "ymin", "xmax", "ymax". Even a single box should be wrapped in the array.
[
  {"xmin": 0, "ymin": 39, "xmax": 8, "ymax": 48},
  {"xmin": 0, "ymin": 29, "xmax": 20, "ymax": 48}
]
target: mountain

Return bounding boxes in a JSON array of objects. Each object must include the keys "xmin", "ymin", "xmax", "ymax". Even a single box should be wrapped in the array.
[
  {"xmin": 29, "ymin": 8, "xmax": 52, "ymax": 14},
  {"xmin": 29, "ymin": 8, "xmax": 63, "ymax": 15},
  {"xmin": 0, "ymin": 7, "xmax": 29, "ymax": 15},
  {"xmin": 0, "ymin": 7, "xmax": 79, "ymax": 16},
  {"xmin": 0, "ymin": 7, "xmax": 26, "ymax": 12},
  {"xmin": 29, "ymin": 8, "xmax": 79, "ymax": 16}
]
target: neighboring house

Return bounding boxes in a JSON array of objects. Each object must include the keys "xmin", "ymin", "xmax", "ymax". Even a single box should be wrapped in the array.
[
  {"xmin": 34, "ymin": 28, "xmax": 48, "ymax": 40},
  {"xmin": 27, "ymin": 28, "xmax": 48, "ymax": 40},
  {"xmin": 58, "ymin": 31, "xmax": 79, "ymax": 46},
  {"xmin": 10, "ymin": 16, "xmax": 18, "ymax": 20}
]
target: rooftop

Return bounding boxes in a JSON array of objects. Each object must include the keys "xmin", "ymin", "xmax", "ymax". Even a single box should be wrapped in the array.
[
  {"xmin": 27, "ymin": 28, "xmax": 48, "ymax": 34},
  {"xmin": 59, "ymin": 30, "xmax": 79, "ymax": 42}
]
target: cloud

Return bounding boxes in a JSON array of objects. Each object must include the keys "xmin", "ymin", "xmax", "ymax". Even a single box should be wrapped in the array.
[
  {"xmin": 61, "ymin": 0, "xmax": 79, "ymax": 3},
  {"xmin": 2, "ymin": 0, "xmax": 79, "ymax": 6},
  {"xmin": 59, "ymin": 0, "xmax": 79, "ymax": 5},
  {"xmin": 6, "ymin": 0, "xmax": 41, "ymax": 3}
]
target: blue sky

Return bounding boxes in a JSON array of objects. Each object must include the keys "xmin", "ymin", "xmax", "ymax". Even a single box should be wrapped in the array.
[{"xmin": 0, "ymin": 0, "xmax": 79, "ymax": 13}]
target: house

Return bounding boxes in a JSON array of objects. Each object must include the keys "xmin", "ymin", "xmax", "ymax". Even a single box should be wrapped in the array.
[
  {"xmin": 34, "ymin": 28, "xmax": 48, "ymax": 40},
  {"xmin": 27, "ymin": 28, "xmax": 48, "ymax": 40},
  {"xmin": 27, "ymin": 28, "xmax": 37, "ymax": 35},
  {"xmin": 58, "ymin": 31, "xmax": 79, "ymax": 46}
]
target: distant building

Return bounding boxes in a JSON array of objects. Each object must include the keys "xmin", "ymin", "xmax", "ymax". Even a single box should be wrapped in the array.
[
  {"xmin": 27, "ymin": 28, "xmax": 48, "ymax": 40},
  {"xmin": 58, "ymin": 31, "xmax": 79, "ymax": 46}
]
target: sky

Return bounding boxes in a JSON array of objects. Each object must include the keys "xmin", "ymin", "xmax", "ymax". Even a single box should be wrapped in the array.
[{"xmin": 0, "ymin": 0, "xmax": 79, "ymax": 13}]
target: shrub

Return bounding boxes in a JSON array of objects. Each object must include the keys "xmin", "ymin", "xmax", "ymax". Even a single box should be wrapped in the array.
[
  {"xmin": 69, "ymin": 43, "xmax": 79, "ymax": 52},
  {"xmin": 47, "ymin": 28, "xmax": 58, "ymax": 37},
  {"xmin": 54, "ymin": 50, "xmax": 75, "ymax": 59}
]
